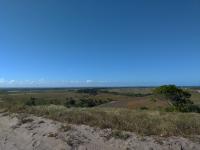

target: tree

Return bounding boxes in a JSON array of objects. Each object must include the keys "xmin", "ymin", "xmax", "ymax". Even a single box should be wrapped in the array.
[
  {"xmin": 154, "ymin": 85, "xmax": 192, "ymax": 106},
  {"xmin": 154, "ymin": 85, "xmax": 200, "ymax": 113}
]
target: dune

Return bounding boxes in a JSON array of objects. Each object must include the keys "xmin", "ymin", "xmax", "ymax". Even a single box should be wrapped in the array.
[{"xmin": 0, "ymin": 113, "xmax": 200, "ymax": 150}]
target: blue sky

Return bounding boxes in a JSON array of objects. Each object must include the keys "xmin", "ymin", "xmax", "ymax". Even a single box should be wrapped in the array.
[{"xmin": 0, "ymin": 0, "xmax": 200, "ymax": 87}]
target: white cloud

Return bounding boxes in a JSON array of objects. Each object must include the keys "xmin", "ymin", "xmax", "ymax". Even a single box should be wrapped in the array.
[
  {"xmin": 8, "ymin": 80, "xmax": 15, "ymax": 84},
  {"xmin": 0, "ymin": 78, "xmax": 5, "ymax": 83},
  {"xmin": 0, "ymin": 78, "xmax": 113, "ymax": 87},
  {"xmin": 86, "ymin": 80, "xmax": 93, "ymax": 83}
]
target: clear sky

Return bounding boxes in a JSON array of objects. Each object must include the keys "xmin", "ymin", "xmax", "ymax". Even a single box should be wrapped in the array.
[{"xmin": 0, "ymin": 0, "xmax": 200, "ymax": 87}]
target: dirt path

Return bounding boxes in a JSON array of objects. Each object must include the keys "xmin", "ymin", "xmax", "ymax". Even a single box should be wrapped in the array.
[{"xmin": 0, "ymin": 113, "xmax": 200, "ymax": 150}]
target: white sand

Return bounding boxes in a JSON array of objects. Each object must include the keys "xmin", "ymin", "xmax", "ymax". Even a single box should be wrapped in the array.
[{"xmin": 0, "ymin": 113, "xmax": 200, "ymax": 150}]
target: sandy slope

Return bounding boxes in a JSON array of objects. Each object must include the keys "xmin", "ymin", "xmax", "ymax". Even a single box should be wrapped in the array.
[{"xmin": 0, "ymin": 113, "xmax": 200, "ymax": 150}]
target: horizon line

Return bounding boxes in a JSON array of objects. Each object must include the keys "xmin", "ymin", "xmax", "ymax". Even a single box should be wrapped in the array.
[{"xmin": 0, "ymin": 85, "xmax": 200, "ymax": 89}]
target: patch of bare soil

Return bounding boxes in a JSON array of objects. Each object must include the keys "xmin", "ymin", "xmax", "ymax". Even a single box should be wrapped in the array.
[{"xmin": 0, "ymin": 113, "xmax": 199, "ymax": 150}]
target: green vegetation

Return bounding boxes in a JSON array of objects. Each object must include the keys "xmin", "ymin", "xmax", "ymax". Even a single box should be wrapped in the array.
[
  {"xmin": 154, "ymin": 85, "xmax": 200, "ymax": 113},
  {"xmin": 1, "ymin": 87, "xmax": 200, "ymax": 136},
  {"xmin": 77, "ymin": 88, "xmax": 98, "ymax": 95},
  {"xmin": 24, "ymin": 96, "xmax": 110, "ymax": 108},
  {"xmin": 25, "ymin": 97, "xmax": 63, "ymax": 106},
  {"xmin": 64, "ymin": 97, "xmax": 109, "ymax": 108}
]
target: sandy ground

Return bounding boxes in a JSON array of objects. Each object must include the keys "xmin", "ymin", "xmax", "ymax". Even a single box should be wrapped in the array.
[{"xmin": 0, "ymin": 113, "xmax": 200, "ymax": 150}]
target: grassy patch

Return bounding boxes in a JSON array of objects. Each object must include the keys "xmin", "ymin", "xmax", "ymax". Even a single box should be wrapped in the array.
[
  {"xmin": 9, "ymin": 105, "xmax": 200, "ymax": 137},
  {"xmin": 1, "ymin": 87, "xmax": 200, "ymax": 137}
]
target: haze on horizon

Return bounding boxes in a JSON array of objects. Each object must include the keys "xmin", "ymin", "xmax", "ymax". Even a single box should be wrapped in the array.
[{"xmin": 0, "ymin": 0, "xmax": 200, "ymax": 87}]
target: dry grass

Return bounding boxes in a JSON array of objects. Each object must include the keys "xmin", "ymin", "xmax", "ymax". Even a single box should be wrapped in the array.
[
  {"xmin": 1, "ymin": 88, "xmax": 200, "ymax": 137},
  {"xmin": 190, "ymin": 90, "xmax": 200, "ymax": 106},
  {"xmin": 11, "ymin": 105, "xmax": 200, "ymax": 137}
]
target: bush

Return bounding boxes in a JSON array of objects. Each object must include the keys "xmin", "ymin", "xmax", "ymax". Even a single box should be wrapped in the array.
[
  {"xmin": 25, "ymin": 97, "xmax": 36, "ymax": 106},
  {"xmin": 177, "ymin": 104, "xmax": 200, "ymax": 113},
  {"xmin": 77, "ymin": 88, "xmax": 98, "ymax": 95},
  {"xmin": 140, "ymin": 107, "xmax": 148, "ymax": 110},
  {"xmin": 154, "ymin": 85, "xmax": 200, "ymax": 113},
  {"xmin": 154, "ymin": 85, "xmax": 192, "ymax": 105},
  {"xmin": 64, "ymin": 98, "xmax": 109, "ymax": 108},
  {"xmin": 64, "ymin": 97, "xmax": 76, "ymax": 108},
  {"xmin": 25, "ymin": 97, "xmax": 63, "ymax": 106}
]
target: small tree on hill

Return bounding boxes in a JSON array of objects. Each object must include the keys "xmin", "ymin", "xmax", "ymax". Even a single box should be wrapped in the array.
[
  {"xmin": 154, "ymin": 85, "xmax": 192, "ymax": 106},
  {"xmin": 154, "ymin": 85, "xmax": 200, "ymax": 113}
]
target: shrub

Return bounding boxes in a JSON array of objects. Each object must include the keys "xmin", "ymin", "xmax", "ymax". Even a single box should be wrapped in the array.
[
  {"xmin": 154, "ymin": 85, "xmax": 192, "ymax": 105},
  {"xmin": 140, "ymin": 107, "xmax": 148, "ymax": 110},
  {"xmin": 77, "ymin": 88, "xmax": 98, "ymax": 95},
  {"xmin": 154, "ymin": 85, "xmax": 200, "ymax": 113},
  {"xmin": 25, "ymin": 97, "xmax": 36, "ymax": 106},
  {"xmin": 177, "ymin": 104, "xmax": 200, "ymax": 113},
  {"xmin": 64, "ymin": 97, "xmax": 76, "ymax": 108},
  {"xmin": 64, "ymin": 98, "xmax": 109, "ymax": 108}
]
